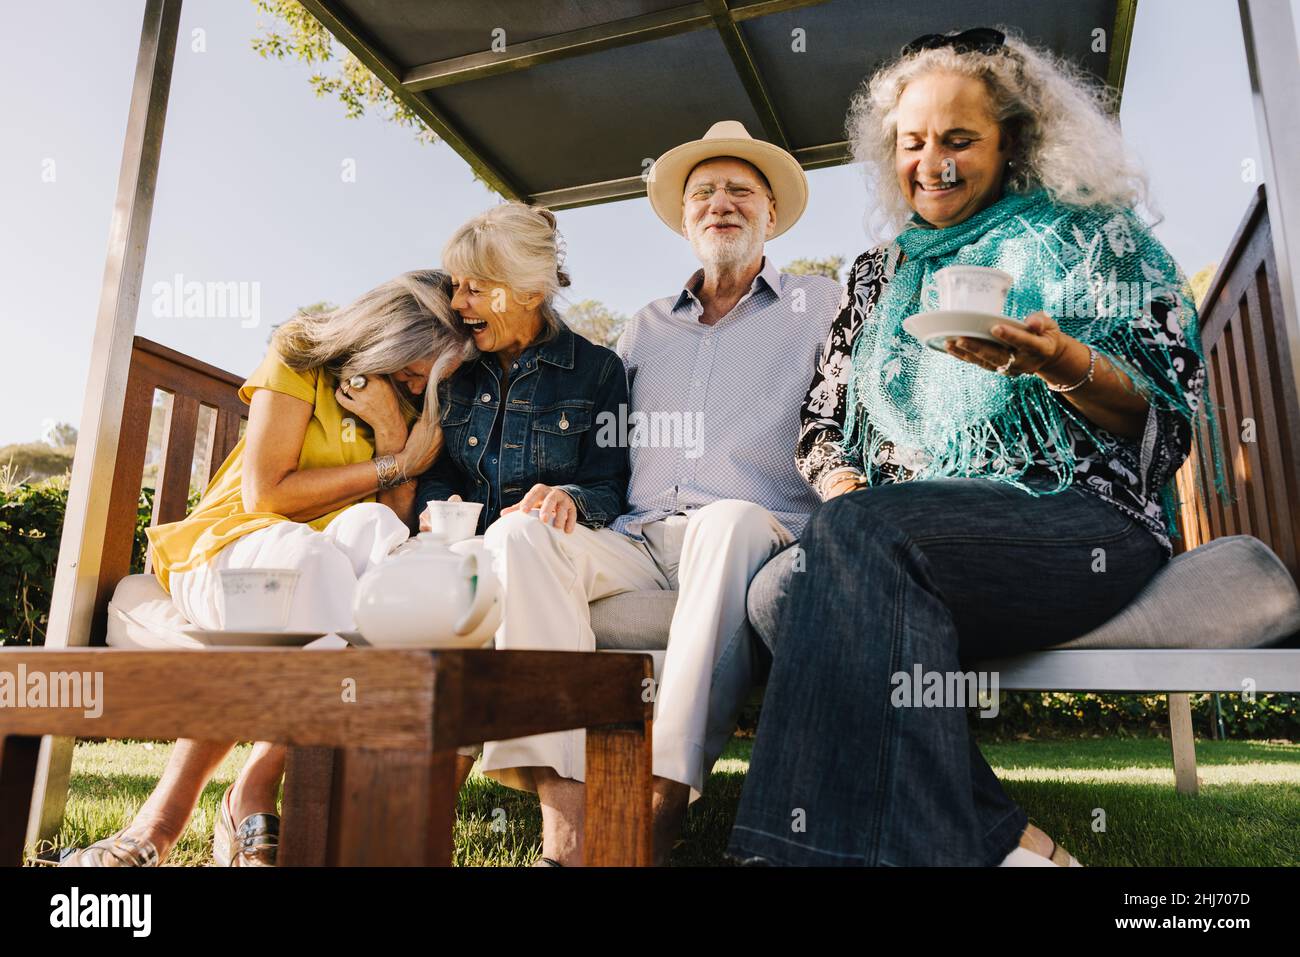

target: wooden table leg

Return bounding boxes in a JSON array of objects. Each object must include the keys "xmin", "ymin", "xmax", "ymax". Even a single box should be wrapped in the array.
[
  {"xmin": 0, "ymin": 736, "xmax": 42, "ymax": 866},
  {"xmin": 584, "ymin": 720, "xmax": 653, "ymax": 866},
  {"xmin": 280, "ymin": 746, "xmax": 335, "ymax": 866},
  {"xmin": 328, "ymin": 747, "xmax": 457, "ymax": 866}
]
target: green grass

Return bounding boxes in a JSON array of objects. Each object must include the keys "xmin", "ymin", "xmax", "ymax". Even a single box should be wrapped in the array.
[{"xmin": 35, "ymin": 736, "xmax": 1300, "ymax": 866}]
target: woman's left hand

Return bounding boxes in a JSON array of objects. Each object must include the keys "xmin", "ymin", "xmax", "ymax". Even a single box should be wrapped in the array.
[
  {"xmin": 500, "ymin": 484, "xmax": 578, "ymax": 533},
  {"xmin": 945, "ymin": 311, "xmax": 1072, "ymax": 379}
]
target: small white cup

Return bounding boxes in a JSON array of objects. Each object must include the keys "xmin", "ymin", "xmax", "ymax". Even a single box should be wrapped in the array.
[
  {"xmin": 934, "ymin": 265, "xmax": 1013, "ymax": 315},
  {"xmin": 217, "ymin": 568, "xmax": 299, "ymax": 632},
  {"xmin": 423, "ymin": 500, "xmax": 484, "ymax": 544}
]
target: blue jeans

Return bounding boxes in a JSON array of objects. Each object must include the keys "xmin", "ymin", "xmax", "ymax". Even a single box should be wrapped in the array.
[{"xmin": 729, "ymin": 478, "xmax": 1166, "ymax": 866}]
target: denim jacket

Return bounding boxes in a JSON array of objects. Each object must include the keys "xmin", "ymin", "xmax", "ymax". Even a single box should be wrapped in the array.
[{"xmin": 414, "ymin": 326, "xmax": 630, "ymax": 533}]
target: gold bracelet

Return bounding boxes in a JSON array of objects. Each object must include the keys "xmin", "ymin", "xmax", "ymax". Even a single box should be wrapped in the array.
[{"xmin": 373, "ymin": 454, "xmax": 408, "ymax": 490}]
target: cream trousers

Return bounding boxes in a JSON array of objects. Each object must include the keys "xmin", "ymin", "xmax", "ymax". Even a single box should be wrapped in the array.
[
  {"xmin": 478, "ymin": 498, "xmax": 792, "ymax": 802},
  {"xmin": 168, "ymin": 503, "xmax": 485, "ymax": 755},
  {"xmin": 168, "ymin": 502, "xmax": 410, "ymax": 633}
]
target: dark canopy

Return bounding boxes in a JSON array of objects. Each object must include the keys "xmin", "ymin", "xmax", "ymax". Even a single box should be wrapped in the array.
[{"xmin": 299, "ymin": 0, "xmax": 1135, "ymax": 209}]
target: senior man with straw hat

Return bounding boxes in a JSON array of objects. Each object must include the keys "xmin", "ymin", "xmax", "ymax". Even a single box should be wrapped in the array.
[{"xmin": 478, "ymin": 121, "xmax": 841, "ymax": 866}]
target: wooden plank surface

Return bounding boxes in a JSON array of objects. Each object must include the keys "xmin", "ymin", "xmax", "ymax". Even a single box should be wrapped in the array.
[
  {"xmin": 0, "ymin": 649, "xmax": 436, "ymax": 750},
  {"xmin": 327, "ymin": 747, "xmax": 457, "ymax": 866},
  {"xmin": 154, "ymin": 392, "xmax": 199, "ymax": 525},
  {"xmin": 280, "ymin": 746, "xmax": 335, "ymax": 867},
  {"xmin": 1168, "ymin": 693, "xmax": 1199, "ymax": 796},
  {"xmin": 442, "ymin": 649, "xmax": 654, "ymax": 747},
  {"xmin": 0, "ymin": 736, "xmax": 42, "ymax": 866},
  {"xmin": 584, "ymin": 722, "xmax": 653, "ymax": 866}
]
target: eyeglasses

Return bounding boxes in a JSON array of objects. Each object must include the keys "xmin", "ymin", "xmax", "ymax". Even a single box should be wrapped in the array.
[
  {"xmin": 902, "ymin": 27, "xmax": 1006, "ymax": 57},
  {"xmin": 685, "ymin": 183, "xmax": 766, "ymax": 202}
]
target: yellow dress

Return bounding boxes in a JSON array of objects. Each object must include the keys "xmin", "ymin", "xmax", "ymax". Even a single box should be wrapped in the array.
[{"xmin": 145, "ymin": 345, "xmax": 377, "ymax": 593}]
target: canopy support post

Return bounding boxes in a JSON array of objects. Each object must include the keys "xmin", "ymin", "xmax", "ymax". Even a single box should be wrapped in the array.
[
  {"xmin": 26, "ymin": 0, "xmax": 182, "ymax": 850},
  {"xmin": 1239, "ymin": 0, "xmax": 1300, "ymax": 388}
]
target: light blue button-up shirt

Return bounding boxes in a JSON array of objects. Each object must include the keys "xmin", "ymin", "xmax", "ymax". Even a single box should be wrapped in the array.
[{"xmin": 612, "ymin": 256, "xmax": 842, "ymax": 540}]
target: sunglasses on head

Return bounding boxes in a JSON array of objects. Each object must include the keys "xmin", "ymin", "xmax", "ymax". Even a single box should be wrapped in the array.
[{"xmin": 902, "ymin": 27, "xmax": 1006, "ymax": 57}]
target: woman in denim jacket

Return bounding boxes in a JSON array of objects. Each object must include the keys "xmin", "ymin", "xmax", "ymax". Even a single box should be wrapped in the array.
[
  {"xmin": 415, "ymin": 203, "xmax": 641, "ymax": 865},
  {"xmin": 415, "ymin": 203, "xmax": 629, "ymax": 533}
]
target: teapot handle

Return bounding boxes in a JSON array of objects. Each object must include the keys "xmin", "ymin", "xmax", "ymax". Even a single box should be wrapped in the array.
[{"xmin": 454, "ymin": 553, "xmax": 498, "ymax": 637}]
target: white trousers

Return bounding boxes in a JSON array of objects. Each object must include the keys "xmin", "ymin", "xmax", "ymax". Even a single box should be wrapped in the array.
[
  {"xmin": 479, "ymin": 498, "xmax": 792, "ymax": 802},
  {"xmin": 169, "ymin": 502, "xmax": 410, "ymax": 633}
]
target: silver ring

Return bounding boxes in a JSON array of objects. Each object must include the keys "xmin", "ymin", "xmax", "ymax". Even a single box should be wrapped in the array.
[
  {"xmin": 348, "ymin": 374, "xmax": 368, "ymax": 391},
  {"xmin": 995, "ymin": 352, "xmax": 1018, "ymax": 377}
]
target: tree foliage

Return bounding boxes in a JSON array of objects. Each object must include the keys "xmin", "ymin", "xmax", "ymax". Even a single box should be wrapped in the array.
[
  {"xmin": 250, "ymin": 0, "xmax": 439, "ymax": 146},
  {"xmin": 563, "ymin": 299, "xmax": 627, "ymax": 349},
  {"xmin": 783, "ymin": 256, "xmax": 846, "ymax": 283}
]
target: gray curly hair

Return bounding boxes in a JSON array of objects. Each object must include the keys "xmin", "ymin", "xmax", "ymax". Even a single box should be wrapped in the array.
[{"xmin": 847, "ymin": 28, "xmax": 1150, "ymax": 240}]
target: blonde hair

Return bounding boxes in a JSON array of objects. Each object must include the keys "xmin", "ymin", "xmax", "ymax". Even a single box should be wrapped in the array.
[
  {"xmin": 441, "ymin": 202, "xmax": 570, "ymax": 341},
  {"xmin": 273, "ymin": 268, "xmax": 472, "ymax": 421},
  {"xmin": 847, "ymin": 28, "xmax": 1151, "ymax": 240}
]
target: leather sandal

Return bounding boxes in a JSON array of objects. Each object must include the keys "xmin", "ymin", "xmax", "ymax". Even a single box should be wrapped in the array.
[
  {"xmin": 212, "ymin": 785, "xmax": 279, "ymax": 867},
  {"xmin": 59, "ymin": 830, "xmax": 159, "ymax": 867},
  {"xmin": 1047, "ymin": 837, "xmax": 1083, "ymax": 867}
]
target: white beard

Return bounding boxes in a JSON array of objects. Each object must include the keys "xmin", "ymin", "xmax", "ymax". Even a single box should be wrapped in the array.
[{"xmin": 689, "ymin": 218, "xmax": 765, "ymax": 272}]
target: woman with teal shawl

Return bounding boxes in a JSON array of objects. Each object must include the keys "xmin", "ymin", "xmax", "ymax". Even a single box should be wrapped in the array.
[{"xmin": 730, "ymin": 29, "xmax": 1210, "ymax": 867}]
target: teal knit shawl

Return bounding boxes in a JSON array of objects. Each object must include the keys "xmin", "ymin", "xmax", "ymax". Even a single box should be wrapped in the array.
[{"xmin": 842, "ymin": 189, "xmax": 1214, "ymax": 520}]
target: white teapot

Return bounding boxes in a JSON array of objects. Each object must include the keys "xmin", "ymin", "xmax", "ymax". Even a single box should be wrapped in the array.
[{"xmin": 352, "ymin": 502, "xmax": 501, "ymax": 649}]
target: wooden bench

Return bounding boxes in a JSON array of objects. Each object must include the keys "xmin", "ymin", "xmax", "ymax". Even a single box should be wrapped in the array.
[
  {"xmin": 4, "ymin": 338, "xmax": 655, "ymax": 866},
  {"xmin": 981, "ymin": 185, "xmax": 1300, "ymax": 792}
]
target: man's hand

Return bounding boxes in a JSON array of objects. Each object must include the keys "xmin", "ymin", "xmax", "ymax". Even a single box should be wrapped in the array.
[{"xmin": 500, "ymin": 484, "xmax": 578, "ymax": 534}]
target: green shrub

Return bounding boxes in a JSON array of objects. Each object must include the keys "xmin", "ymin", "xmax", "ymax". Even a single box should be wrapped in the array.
[
  {"xmin": 979, "ymin": 691, "xmax": 1300, "ymax": 740},
  {"xmin": 736, "ymin": 684, "xmax": 1299, "ymax": 742},
  {"xmin": 0, "ymin": 476, "xmax": 154, "ymax": 646}
]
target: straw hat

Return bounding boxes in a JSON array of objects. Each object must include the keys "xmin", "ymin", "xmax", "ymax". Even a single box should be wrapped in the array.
[{"xmin": 646, "ymin": 120, "xmax": 809, "ymax": 238}]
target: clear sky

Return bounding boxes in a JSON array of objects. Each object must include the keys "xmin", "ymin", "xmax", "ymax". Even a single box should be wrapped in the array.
[{"xmin": 0, "ymin": 0, "xmax": 1275, "ymax": 445}]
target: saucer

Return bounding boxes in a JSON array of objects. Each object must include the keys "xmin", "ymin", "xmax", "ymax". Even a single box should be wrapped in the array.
[
  {"xmin": 903, "ymin": 310, "xmax": 1025, "ymax": 352},
  {"xmin": 180, "ymin": 627, "xmax": 325, "ymax": 647}
]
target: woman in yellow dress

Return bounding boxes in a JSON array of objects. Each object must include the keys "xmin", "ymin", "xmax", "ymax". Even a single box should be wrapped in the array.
[{"xmin": 62, "ymin": 268, "xmax": 472, "ymax": 866}]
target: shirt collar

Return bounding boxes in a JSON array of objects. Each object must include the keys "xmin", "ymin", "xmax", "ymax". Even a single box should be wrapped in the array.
[
  {"xmin": 471, "ymin": 323, "xmax": 575, "ymax": 377},
  {"xmin": 671, "ymin": 255, "xmax": 783, "ymax": 314},
  {"xmin": 530, "ymin": 324, "xmax": 575, "ymax": 369}
]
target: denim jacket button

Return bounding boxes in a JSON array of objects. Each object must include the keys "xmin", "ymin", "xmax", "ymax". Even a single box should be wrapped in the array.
[
  {"xmin": 481, "ymin": 393, "xmax": 492, "ymax": 402},
  {"xmin": 468, "ymin": 436, "xmax": 479, "ymax": 446},
  {"xmin": 559, "ymin": 413, "xmax": 570, "ymax": 431}
]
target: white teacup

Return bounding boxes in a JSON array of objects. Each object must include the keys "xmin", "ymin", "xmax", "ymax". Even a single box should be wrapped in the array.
[
  {"xmin": 934, "ymin": 265, "xmax": 1013, "ymax": 315},
  {"xmin": 423, "ymin": 499, "xmax": 484, "ymax": 544},
  {"xmin": 217, "ymin": 568, "xmax": 299, "ymax": 632}
]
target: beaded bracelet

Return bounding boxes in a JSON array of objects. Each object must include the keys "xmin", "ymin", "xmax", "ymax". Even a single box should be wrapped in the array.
[{"xmin": 1046, "ymin": 345, "xmax": 1097, "ymax": 394}]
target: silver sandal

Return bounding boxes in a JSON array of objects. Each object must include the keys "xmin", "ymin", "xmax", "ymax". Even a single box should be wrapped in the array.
[
  {"xmin": 212, "ymin": 786, "xmax": 279, "ymax": 867},
  {"xmin": 59, "ymin": 830, "xmax": 160, "ymax": 867}
]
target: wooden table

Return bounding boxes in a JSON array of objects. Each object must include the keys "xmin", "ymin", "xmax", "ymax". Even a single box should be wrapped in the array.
[{"xmin": 0, "ymin": 647, "xmax": 654, "ymax": 866}]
